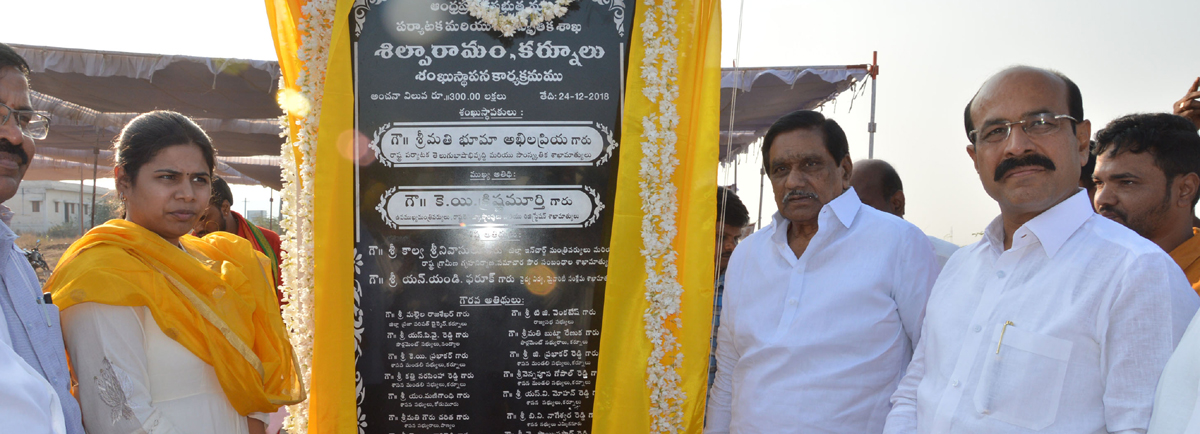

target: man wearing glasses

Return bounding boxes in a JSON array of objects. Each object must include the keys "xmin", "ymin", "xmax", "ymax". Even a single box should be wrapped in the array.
[
  {"xmin": 0, "ymin": 42, "xmax": 83, "ymax": 434},
  {"xmin": 884, "ymin": 66, "xmax": 1199, "ymax": 434}
]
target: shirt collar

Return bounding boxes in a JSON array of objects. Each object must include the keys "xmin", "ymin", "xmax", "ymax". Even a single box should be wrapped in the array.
[
  {"xmin": 770, "ymin": 188, "xmax": 862, "ymax": 244},
  {"xmin": 984, "ymin": 188, "xmax": 1093, "ymax": 258},
  {"xmin": 829, "ymin": 187, "xmax": 863, "ymax": 229},
  {"xmin": 0, "ymin": 204, "xmax": 11, "ymax": 226}
]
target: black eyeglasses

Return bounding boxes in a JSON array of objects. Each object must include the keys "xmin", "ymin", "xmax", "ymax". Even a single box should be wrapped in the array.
[
  {"xmin": 970, "ymin": 113, "xmax": 1078, "ymax": 145},
  {"xmin": 0, "ymin": 103, "xmax": 50, "ymax": 140}
]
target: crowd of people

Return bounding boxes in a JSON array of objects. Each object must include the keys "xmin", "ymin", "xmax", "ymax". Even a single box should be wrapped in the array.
[
  {"xmin": 0, "ymin": 43, "xmax": 300, "ymax": 434},
  {"xmin": 707, "ymin": 66, "xmax": 1200, "ymax": 434}
]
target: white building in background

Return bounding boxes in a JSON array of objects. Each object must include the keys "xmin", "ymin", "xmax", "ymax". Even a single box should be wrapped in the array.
[{"xmin": 2, "ymin": 180, "xmax": 110, "ymax": 234}]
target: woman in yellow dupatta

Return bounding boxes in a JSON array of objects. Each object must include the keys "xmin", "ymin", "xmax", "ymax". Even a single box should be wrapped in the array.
[{"xmin": 45, "ymin": 111, "xmax": 304, "ymax": 434}]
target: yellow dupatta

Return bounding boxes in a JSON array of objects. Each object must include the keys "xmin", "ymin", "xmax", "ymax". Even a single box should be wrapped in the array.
[{"xmin": 47, "ymin": 219, "xmax": 305, "ymax": 415}]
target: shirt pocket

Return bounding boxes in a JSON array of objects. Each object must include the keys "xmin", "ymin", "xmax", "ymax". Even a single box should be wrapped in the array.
[{"xmin": 973, "ymin": 325, "xmax": 1073, "ymax": 430}]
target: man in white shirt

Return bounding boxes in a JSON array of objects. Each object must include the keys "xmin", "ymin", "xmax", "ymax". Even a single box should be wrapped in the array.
[
  {"xmin": 706, "ymin": 110, "xmax": 939, "ymax": 434},
  {"xmin": 884, "ymin": 66, "xmax": 1200, "ymax": 434},
  {"xmin": 850, "ymin": 159, "xmax": 960, "ymax": 267},
  {"xmin": 0, "ymin": 298, "xmax": 67, "ymax": 434}
]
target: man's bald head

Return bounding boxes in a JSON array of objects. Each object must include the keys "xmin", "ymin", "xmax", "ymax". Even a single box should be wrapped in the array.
[
  {"xmin": 964, "ymin": 66, "xmax": 1083, "ymax": 142},
  {"xmin": 850, "ymin": 159, "xmax": 905, "ymax": 218}
]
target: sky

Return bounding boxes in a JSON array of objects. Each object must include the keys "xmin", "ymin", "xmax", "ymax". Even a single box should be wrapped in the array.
[
  {"xmin": 718, "ymin": 0, "xmax": 1200, "ymax": 244},
  {"xmin": 0, "ymin": 0, "xmax": 281, "ymax": 216},
  {"xmin": 1, "ymin": 0, "xmax": 1198, "ymax": 243}
]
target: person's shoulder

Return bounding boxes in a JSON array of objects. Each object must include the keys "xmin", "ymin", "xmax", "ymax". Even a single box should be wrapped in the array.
[
  {"xmin": 1080, "ymin": 214, "xmax": 1166, "ymax": 258},
  {"xmin": 257, "ymin": 226, "xmax": 280, "ymax": 239},
  {"xmin": 257, "ymin": 226, "xmax": 281, "ymax": 245},
  {"xmin": 854, "ymin": 205, "xmax": 929, "ymax": 242},
  {"xmin": 734, "ymin": 220, "xmax": 775, "ymax": 251},
  {"xmin": 195, "ymin": 231, "xmax": 258, "ymax": 259},
  {"xmin": 928, "ymin": 236, "xmax": 960, "ymax": 254},
  {"xmin": 725, "ymin": 222, "xmax": 774, "ymax": 270},
  {"xmin": 58, "ymin": 243, "xmax": 139, "ymax": 273}
]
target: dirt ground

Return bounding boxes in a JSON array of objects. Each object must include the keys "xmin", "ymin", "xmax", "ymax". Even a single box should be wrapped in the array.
[{"xmin": 14, "ymin": 233, "xmax": 77, "ymax": 278}]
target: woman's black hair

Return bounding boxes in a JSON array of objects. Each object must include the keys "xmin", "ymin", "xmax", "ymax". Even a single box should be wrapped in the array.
[{"xmin": 114, "ymin": 111, "xmax": 216, "ymax": 184}]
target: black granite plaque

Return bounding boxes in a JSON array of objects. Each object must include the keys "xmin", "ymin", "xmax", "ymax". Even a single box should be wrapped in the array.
[{"xmin": 351, "ymin": 1, "xmax": 632, "ymax": 433}]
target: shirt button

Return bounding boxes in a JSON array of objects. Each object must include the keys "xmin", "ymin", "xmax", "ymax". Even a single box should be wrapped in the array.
[
  {"xmin": 973, "ymin": 325, "xmax": 982, "ymax": 333},
  {"xmin": 787, "ymin": 298, "xmax": 797, "ymax": 305},
  {"xmin": 996, "ymin": 270, "xmax": 1006, "ymax": 278},
  {"xmin": 952, "ymin": 380, "xmax": 960, "ymax": 387}
]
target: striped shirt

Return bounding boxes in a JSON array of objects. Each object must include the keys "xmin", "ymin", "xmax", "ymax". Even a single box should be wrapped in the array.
[{"xmin": 709, "ymin": 274, "xmax": 724, "ymax": 389}]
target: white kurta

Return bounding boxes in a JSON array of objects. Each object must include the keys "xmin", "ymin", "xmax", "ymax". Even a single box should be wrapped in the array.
[{"xmin": 61, "ymin": 302, "xmax": 268, "ymax": 434}]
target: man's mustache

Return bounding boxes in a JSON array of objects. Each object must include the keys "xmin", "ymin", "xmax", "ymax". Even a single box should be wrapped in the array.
[
  {"xmin": 0, "ymin": 139, "xmax": 29, "ymax": 166},
  {"xmin": 994, "ymin": 153, "xmax": 1056, "ymax": 182},
  {"xmin": 1098, "ymin": 205, "xmax": 1127, "ymax": 222},
  {"xmin": 783, "ymin": 190, "xmax": 819, "ymax": 202}
]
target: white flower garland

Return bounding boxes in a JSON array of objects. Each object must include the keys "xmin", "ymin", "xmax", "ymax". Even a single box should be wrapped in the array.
[
  {"xmin": 637, "ymin": 0, "xmax": 684, "ymax": 432},
  {"xmin": 278, "ymin": 1, "xmax": 684, "ymax": 432},
  {"xmin": 464, "ymin": 0, "xmax": 575, "ymax": 37},
  {"xmin": 278, "ymin": 0, "xmax": 337, "ymax": 433}
]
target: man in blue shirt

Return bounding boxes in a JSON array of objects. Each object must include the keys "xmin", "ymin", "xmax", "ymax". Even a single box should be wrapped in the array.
[
  {"xmin": 0, "ymin": 42, "xmax": 84, "ymax": 434},
  {"xmin": 710, "ymin": 185, "xmax": 749, "ymax": 389}
]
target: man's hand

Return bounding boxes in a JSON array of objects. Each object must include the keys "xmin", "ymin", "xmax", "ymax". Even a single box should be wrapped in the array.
[{"xmin": 1175, "ymin": 77, "xmax": 1200, "ymax": 130}]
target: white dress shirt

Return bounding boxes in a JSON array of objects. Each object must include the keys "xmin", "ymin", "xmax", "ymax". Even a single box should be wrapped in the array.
[
  {"xmin": 1148, "ymin": 309, "xmax": 1200, "ymax": 434},
  {"xmin": 0, "ymin": 295, "xmax": 66, "ymax": 434},
  {"xmin": 927, "ymin": 236, "xmax": 959, "ymax": 269},
  {"xmin": 706, "ymin": 187, "xmax": 939, "ymax": 434},
  {"xmin": 885, "ymin": 189, "xmax": 1199, "ymax": 434}
]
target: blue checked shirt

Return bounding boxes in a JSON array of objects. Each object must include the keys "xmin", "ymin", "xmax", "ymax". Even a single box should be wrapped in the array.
[{"xmin": 0, "ymin": 208, "xmax": 84, "ymax": 434}]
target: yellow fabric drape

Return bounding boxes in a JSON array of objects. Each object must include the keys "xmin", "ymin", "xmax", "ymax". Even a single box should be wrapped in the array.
[
  {"xmin": 266, "ymin": 0, "xmax": 357, "ymax": 432},
  {"xmin": 47, "ymin": 220, "xmax": 305, "ymax": 416},
  {"xmin": 307, "ymin": 0, "xmax": 357, "ymax": 432},
  {"xmin": 592, "ymin": 1, "xmax": 722, "ymax": 433},
  {"xmin": 264, "ymin": 0, "xmax": 305, "ymax": 165}
]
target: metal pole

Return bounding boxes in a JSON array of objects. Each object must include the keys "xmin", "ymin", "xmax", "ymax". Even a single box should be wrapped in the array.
[
  {"xmin": 868, "ymin": 51, "xmax": 879, "ymax": 159},
  {"xmin": 733, "ymin": 157, "xmax": 738, "ymax": 190},
  {"xmin": 79, "ymin": 166, "xmax": 84, "ymax": 235},
  {"xmin": 90, "ymin": 147, "xmax": 99, "ymax": 228},
  {"xmin": 756, "ymin": 168, "xmax": 765, "ymax": 230},
  {"xmin": 269, "ymin": 190, "xmax": 275, "ymax": 231}
]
